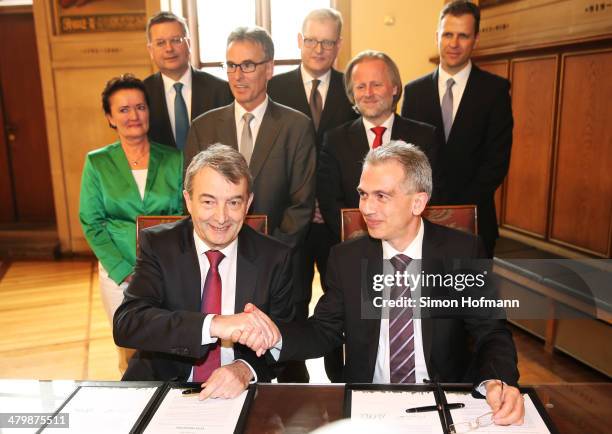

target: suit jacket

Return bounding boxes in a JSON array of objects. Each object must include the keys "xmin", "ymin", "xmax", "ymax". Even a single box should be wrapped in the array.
[
  {"xmin": 114, "ymin": 218, "xmax": 294, "ymax": 382},
  {"xmin": 401, "ymin": 66, "xmax": 513, "ymax": 247},
  {"xmin": 278, "ymin": 219, "xmax": 519, "ymax": 387},
  {"xmin": 185, "ymin": 99, "xmax": 316, "ymax": 249},
  {"xmin": 267, "ymin": 67, "xmax": 358, "ymax": 150},
  {"xmin": 79, "ymin": 141, "xmax": 183, "ymax": 284},
  {"xmin": 318, "ymin": 115, "xmax": 437, "ymax": 239},
  {"xmin": 144, "ymin": 68, "xmax": 233, "ymax": 148}
]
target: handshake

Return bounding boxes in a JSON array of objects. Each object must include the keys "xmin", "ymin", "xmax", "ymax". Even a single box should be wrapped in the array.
[{"xmin": 210, "ymin": 303, "xmax": 280, "ymax": 357}]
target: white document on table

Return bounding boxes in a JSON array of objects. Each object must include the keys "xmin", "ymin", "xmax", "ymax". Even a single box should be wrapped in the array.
[
  {"xmin": 42, "ymin": 386, "xmax": 157, "ymax": 433},
  {"xmin": 350, "ymin": 390, "xmax": 444, "ymax": 434},
  {"xmin": 447, "ymin": 392, "xmax": 550, "ymax": 434},
  {"xmin": 143, "ymin": 388, "xmax": 248, "ymax": 434}
]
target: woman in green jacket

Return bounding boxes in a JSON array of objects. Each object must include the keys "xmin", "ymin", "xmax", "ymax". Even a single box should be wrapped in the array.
[{"xmin": 79, "ymin": 74, "xmax": 183, "ymax": 373}]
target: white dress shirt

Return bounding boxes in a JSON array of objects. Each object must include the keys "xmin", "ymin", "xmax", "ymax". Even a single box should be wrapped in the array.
[
  {"xmin": 300, "ymin": 65, "xmax": 331, "ymax": 108},
  {"xmin": 373, "ymin": 218, "xmax": 429, "ymax": 384},
  {"xmin": 363, "ymin": 113, "xmax": 395, "ymax": 148},
  {"xmin": 161, "ymin": 68, "xmax": 192, "ymax": 141},
  {"xmin": 234, "ymin": 97, "xmax": 268, "ymax": 157},
  {"xmin": 437, "ymin": 61, "xmax": 472, "ymax": 122},
  {"xmin": 189, "ymin": 233, "xmax": 255, "ymax": 381}
]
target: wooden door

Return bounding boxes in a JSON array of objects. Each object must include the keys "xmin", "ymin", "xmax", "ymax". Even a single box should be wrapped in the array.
[{"xmin": 0, "ymin": 11, "xmax": 55, "ymax": 223}]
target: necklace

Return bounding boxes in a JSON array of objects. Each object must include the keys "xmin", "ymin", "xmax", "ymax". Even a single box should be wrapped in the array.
[{"xmin": 125, "ymin": 146, "xmax": 149, "ymax": 167}]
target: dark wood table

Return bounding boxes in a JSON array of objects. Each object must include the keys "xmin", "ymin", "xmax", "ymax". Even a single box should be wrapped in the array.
[
  {"xmin": 1, "ymin": 381, "xmax": 610, "ymax": 433},
  {"xmin": 243, "ymin": 382, "xmax": 612, "ymax": 434}
]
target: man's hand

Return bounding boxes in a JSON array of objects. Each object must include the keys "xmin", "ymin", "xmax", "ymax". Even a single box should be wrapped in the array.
[
  {"xmin": 485, "ymin": 381, "xmax": 525, "ymax": 425},
  {"xmin": 198, "ymin": 361, "xmax": 252, "ymax": 400},
  {"xmin": 229, "ymin": 303, "xmax": 281, "ymax": 356},
  {"xmin": 210, "ymin": 303, "xmax": 279, "ymax": 355}
]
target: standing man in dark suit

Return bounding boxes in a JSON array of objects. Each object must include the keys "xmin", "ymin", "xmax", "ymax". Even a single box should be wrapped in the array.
[
  {"xmin": 185, "ymin": 28, "xmax": 316, "ymax": 382},
  {"xmin": 235, "ymin": 142, "xmax": 525, "ymax": 426},
  {"xmin": 114, "ymin": 145, "xmax": 292, "ymax": 399},
  {"xmin": 401, "ymin": 1, "xmax": 513, "ymax": 257},
  {"xmin": 319, "ymin": 51, "xmax": 437, "ymax": 240},
  {"xmin": 144, "ymin": 12, "xmax": 232, "ymax": 149},
  {"xmin": 268, "ymin": 8, "xmax": 358, "ymax": 382}
]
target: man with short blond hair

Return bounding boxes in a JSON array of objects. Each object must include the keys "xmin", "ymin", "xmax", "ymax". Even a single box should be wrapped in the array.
[{"xmin": 268, "ymin": 8, "xmax": 358, "ymax": 382}]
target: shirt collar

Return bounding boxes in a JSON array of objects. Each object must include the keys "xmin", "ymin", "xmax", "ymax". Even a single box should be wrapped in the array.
[
  {"xmin": 362, "ymin": 112, "xmax": 395, "ymax": 131},
  {"xmin": 300, "ymin": 64, "xmax": 331, "ymax": 86},
  {"xmin": 382, "ymin": 217, "xmax": 424, "ymax": 260},
  {"xmin": 161, "ymin": 67, "xmax": 192, "ymax": 95},
  {"xmin": 438, "ymin": 60, "xmax": 472, "ymax": 88},
  {"xmin": 193, "ymin": 229, "xmax": 238, "ymax": 259},
  {"xmin": 234, "ymin": 95, "xmax": 269, "ymax": 121}
]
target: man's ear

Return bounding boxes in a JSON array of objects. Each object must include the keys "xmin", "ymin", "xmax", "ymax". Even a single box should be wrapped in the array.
[
  {"xmin": 412, "ymin": 192, "xmax": 429, "ymax": 216},
  {"xmin": 183, "ymin": 190, "xmax": 192, "ymax": 214}
]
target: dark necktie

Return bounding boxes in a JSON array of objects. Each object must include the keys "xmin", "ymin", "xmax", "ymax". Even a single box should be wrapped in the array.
[
  {"xmin": 173, "ymin": 82, "xmax": 189, "ymax": 150},
  {"xmin": 309, "ymin": 79, "xmax": 322, "ymax": 131},
  {"xmin": 388, "ymin": 253, "xmax": 415, "ymax": 383},
  {"xmin": 441, "ymin": 78, "xmax": 455, "ymax": 142},
  {"xmin": 371, "ymin": 126, "xmax": 387, "ymax": 149},
  {"xmin": 193, "ymin": 250, "xmax": 224, "ymax": 382}
]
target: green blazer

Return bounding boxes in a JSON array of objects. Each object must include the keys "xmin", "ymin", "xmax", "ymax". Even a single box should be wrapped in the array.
[{"xmin": 79, "ymin": 141, "xmax": 183, "ymax": 284}]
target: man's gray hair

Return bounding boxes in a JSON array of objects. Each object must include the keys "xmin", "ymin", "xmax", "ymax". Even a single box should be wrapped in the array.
[
  {"xmin": 363, "ymin": 141, "xmax": 432, "ymax": 197},
  {"xmin": 344, "ymin": 50, "xmax": 403, "ymax": 109},
  {"xmin": 302, "ymin": 8, "xmax": 343, "ymax": 38},
  {"xmin": 227, "ymin": 26, "xmax": 274, "ymax": 61},
  {"xmin": 184, "ymin": 144, "xmax": 253, "ymax": 197},
  {"xmin": 146, "ymin": 11, "xmax": 189, "ymax": 42}
]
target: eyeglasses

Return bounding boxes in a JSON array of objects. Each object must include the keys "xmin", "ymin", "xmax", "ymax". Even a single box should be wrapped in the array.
[
  {"xmin": 449, "ymin": 411, "xmax": 493, "ymax": 433},
  {"xmin": 224, "ymin": 60, "xmax": 269, "ymax": 73},
  {"xmin": 151, "ymin": 36, "xmax": 187, "ymax": 49},
  {"xmin": 302, "ymin": 37, "xmax": 338, "ymax": 50}
]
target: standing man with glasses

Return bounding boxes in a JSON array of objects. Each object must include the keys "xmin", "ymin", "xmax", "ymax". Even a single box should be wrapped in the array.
[
  {"xmin": 185, "ymin": 29, "xmax": 316, "ymax": 382},
  {"xmin": 268, "ymin": 8, "xmax": 358, "ymax": 382},
  {"xmin": 144, "ymin": 12, "xmax": 232, "ymax": 150},
  {"xmin": 401, "ymin": 1, "xmax": 513, "ymax": 258}
]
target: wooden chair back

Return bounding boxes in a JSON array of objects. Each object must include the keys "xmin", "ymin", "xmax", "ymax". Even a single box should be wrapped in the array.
[
  {"xmin": 340, "ymin": 205, "xmax": 477, "ymax": 242},
  {"xmin": 136, "ymin": 214, "xmax": 268, "ymax": 256}
]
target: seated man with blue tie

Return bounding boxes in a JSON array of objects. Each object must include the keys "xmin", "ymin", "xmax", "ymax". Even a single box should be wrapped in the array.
[
  {"xmin": 238, "ymin": 141, "xmax": 525, "ymax": 426},
  {"xmin": 114, "ymin": 144, "xmax": 291, "ymax": 399}
]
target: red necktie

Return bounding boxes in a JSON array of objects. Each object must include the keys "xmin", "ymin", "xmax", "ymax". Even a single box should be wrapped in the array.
[
  {"xmin": 371, "ymin": 126, "xmax": 387, "ymax": 148},
  {"xmin": 193, "ymin": 250, "xmax": 224, "ymax": 382}
]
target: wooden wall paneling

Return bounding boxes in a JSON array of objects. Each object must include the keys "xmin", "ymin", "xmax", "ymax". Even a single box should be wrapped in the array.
[
  {"xmin": 0, "ymin": 90, "xmax": 15, "ymax": 222},
  {"xmin": 503, "ymin": 55, "xmax": 558, "ymax": 237},
  {"xmin": 475, "ymin": 59, "xmax": 510, "ymax": 226},
  {"xmin": 550, "ymin": 49, "xmax": 612, "ymax": 257}
]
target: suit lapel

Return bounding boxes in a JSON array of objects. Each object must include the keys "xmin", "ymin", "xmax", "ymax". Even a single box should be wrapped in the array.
[
  {"xmin": 448, "ymin": 66, "xmax": 479, "ymax": 144},
  {"xmin": 153, "ymin": 73, "xmax": 176, "ymax": 147},
  {"xmin": 190, "ymin": 67, "xmax": 202, "ymax": 120},
  {"xmin": 178, "ymin": 218, "xmax": 203, "ymax": 310},
  {"xmin": 349, "ymin": 117, "xmax": 369, "ymax": 156},
  {"xmin": 364, "ymin": 237, "xmax": 384, "ymax": 380},
  {"xmin": 289, "ymin": 67, "xmax": 311, "ymax": 116},
  {"xmin": 142, "ymin": 143, "xmax": 160, "ymax": 206},
  {"xmin": 428, "ymin": 70, "xmax": 447, "ymax": 146},
  {"xmin": 420, "ymin": 219, "xmax": 445, "ymax": 377},
  {"xmin": 234, "ymin": 228, "xmax": 257, "ymax": 312},
  {"xmin": 109, "ymin": 143, "xmax": 142, "ymax": 204},
  {"xmin": 250, "ymin": 100, "xmax": 282, "ymax": 179},
  {"xmin": 217, "ymin": 103, "xmax": 239, "ymax": 149},
  {"xmin": 318, "ymin": 69, "xmax": 342, "ymax": 133}
]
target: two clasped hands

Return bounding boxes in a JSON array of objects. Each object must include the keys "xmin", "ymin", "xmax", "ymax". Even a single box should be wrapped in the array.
[{"xmin": 194, "ymin": 303, "xmax": 279, "ymax": 400}]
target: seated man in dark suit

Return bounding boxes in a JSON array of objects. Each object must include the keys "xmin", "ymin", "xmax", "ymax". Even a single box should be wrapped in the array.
[
  {"xmin": 237, "ymin": 141, "xmax": 525, "ymax": 426},
  {"xmin": 144, "ymin": 12, "xmax": 232, "ymax": 149},
  {"xmin": 318, "ymin": 50, "xmax": 437, "ymax": 240},
  {"xmin": 114, "ymin": 144, "xmax": 291, "ymax": 399}
]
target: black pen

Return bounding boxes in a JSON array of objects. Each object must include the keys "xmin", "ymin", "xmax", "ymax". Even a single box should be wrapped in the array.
[
  {"xmin": 182, "ymin": 387, "xmax": 202, "ymax": 395},
  {"xmin": 406, "ymin": 403, "xmax": 464, "ymax": 413}
]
